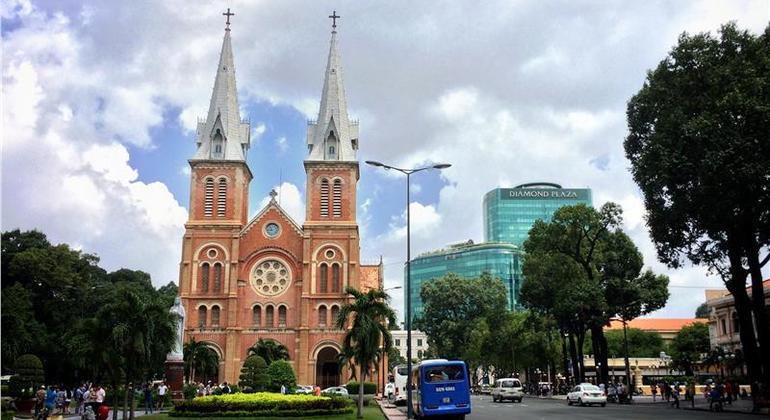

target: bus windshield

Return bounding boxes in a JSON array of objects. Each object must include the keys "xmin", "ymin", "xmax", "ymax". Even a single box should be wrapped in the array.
[{"xmin": 424, "ymin": 365, "xmax": 465, "ymax": 383}]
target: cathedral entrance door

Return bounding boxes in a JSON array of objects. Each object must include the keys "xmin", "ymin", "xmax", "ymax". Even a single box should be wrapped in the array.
[{"xmin": 316, "ymin": 347, "xmax": 340, "ymax": 389}]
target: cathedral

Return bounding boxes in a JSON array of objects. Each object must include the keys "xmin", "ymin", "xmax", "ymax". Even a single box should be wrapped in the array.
[{"xmin": 177, "ymin": 12, "xmax": 383, "ymax": 389}]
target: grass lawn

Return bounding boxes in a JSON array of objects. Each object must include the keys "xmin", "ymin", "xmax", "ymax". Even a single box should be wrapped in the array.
[{"xmin": 140, "ymin": 405, "xmax": 386, "ymax": 420}]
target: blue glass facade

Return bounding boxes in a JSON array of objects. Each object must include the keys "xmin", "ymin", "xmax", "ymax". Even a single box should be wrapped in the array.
[
  {"xmin": 406, "ymin": 241, "xmax": 523, "ymax": 321},
  {"xmin": 483, "ymin": 184, "xmax": 593, "ymax": 246}
]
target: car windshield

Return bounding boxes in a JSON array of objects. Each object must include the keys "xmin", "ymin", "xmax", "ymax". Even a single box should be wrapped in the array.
[
  {"xmin": 425, "ymin": 365, "xmax": 465, "ymax": 383},
  {"xmin": 582, "ymin": 385, "xmax": 600, "ymax": 391},
  {"xmin": 397, "ymin": 367, "xmax": 408, "ymax": 376},
  {"xmin": 501, "ymin": 380, "xmax": 517, "ymax": 388}
]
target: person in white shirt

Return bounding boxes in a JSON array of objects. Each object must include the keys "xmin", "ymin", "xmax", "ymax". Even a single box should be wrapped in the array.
[{"xmin": 157, "ymin": 383, "xmax": 168, "ymax": 410}]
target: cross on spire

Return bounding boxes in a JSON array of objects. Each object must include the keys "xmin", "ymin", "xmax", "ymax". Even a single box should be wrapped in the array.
[
  {"xmin": 223, "ymin": 8, "xmax": 234, "ymax": 31},
  {"xmin": 269, "ymin": 189, "xmax": 278, "ymax": 201},
  {"xmin": 328, "ymin": 10, "xmax": 340, "ymax": 32}
]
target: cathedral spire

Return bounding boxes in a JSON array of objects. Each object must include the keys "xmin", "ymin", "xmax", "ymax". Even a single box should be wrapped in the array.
[
  {"xmin": 306, "ymin": 12, "xmax": 359, "ymax": 162},
  {"xmin": 193, "ymin": 12, "xmax": 250, "ymax": 161}
]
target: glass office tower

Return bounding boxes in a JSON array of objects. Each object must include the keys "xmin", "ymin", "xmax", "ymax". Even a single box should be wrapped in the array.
[
  {"xmin": 406, "ymin": 241, "xmax": 523, "ymax": 322},
  {"xmin": 484, "ymin": 183, "xmax": 592, "ymax": 246}
]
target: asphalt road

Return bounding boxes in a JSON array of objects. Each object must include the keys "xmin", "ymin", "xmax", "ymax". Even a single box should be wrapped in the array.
[{"xmin": 400, "ymin": 395, "xmax": 745, "ymax": 419}]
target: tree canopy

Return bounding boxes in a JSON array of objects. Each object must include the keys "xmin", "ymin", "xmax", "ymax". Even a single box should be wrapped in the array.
[
  {"xmin": 625, "ymin": 22, "xmax": 770, "ymax": 384},
  {"xmin": 670, "ymin": 323, "xmax": 710, "ymax": 376},
  {"xmin": 247, "ymin": 339, "xmax": 290, "ymax": 365}
]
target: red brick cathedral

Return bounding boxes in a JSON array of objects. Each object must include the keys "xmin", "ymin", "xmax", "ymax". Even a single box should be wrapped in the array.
[{"xmin": 178, "ymin": 16, "xmax": 383, "ymax": 388}]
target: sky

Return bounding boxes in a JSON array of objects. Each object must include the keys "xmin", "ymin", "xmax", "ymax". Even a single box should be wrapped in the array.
[{"xmin": 2, "ymin": 0, "xmax": 769, "ymax": 322}]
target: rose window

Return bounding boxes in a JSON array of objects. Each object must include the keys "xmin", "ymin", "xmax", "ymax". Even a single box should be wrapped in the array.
[{"xmin": 252, "ymin": 259, "xmax": 291, "ymax": 296}]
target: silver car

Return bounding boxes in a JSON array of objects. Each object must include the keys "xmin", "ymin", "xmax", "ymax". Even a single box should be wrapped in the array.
[{"xmin": 322, "ymin": 386, "xmax": 349, "ymax": 397}]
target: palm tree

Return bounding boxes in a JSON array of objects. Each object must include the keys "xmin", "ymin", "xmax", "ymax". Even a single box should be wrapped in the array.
[
  {"xmin": 247, "ymin": 338, "xmax": 290, "ymax": 365},
  {"xmin": 337, "ymin": 346, "xmax": 357, "ymax": 382},
  {"xmin": 336, "ymin": 287, "xmax": 397, "ymax": 419},
  {"xmin": 184, "ymin": 339, "xmax": 219, "ymax": 383}
]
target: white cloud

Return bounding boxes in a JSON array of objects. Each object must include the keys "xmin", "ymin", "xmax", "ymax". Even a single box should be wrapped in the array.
[
  {"xmin": 275, "ymin": 136, "xmax": 288, "ymax": 153},
  {"xmin": 252, "ymin": 123, "xmax": 267, "ymax": 141},
  {"xmin": 257, "ymin": 182, "xmax": 305, "ymax": 225}
]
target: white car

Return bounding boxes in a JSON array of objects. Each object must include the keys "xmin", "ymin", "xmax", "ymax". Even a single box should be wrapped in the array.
[
  {"xmin": 295, "ymin": 385, "xmax": 314, "ymax": 394},
  {"xmin": 567, "ymin": 383, "xmax": 606, "ymax": 407},
  {"xmin": 491, "ymin": 378, "xmax": 523, "ymax": 403},
  {"xmin": 322, "ymin": 386, "xmax": 349, "ymax": 396}
]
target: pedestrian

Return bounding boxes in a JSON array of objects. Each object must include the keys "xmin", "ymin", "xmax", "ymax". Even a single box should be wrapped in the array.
[
  {"xmin": 725, "ymin": 381, "xmax": 733, "ymax": 405},
  {"xmin": 670, "ymin": 383, "xmax": 680, "ymax": 408},
  {"xmin": 143, "ymin": 382, "xmax": 154, "ymax": 414},
  {"xmin": 94, "ymin": 384, "xmax": 105, "ymax": 411},
  {"xmin": 689, "ymin": 382, "xmax": 696, "ymax": 408},
  {"xmin": 74, "ymin": 384, "xmax": 85, "ymax": 415},
  {"xmin": 280, "ymin": 384, "xmax": 286, "ymax": 395},
  {"xmin": 651, "ymin": 384, "xmax": 657, "ymax": 402},
  {"xmin": 35, "ymin": 385, "xmax": 46, "ymax": 419},
  {"xmin": 45, "ymin": 386, "xmax": 58, "ymax": 415},
  {"xmin": 157, "ymin": 382, "xmax": 168, "ymax": 410},
  {"xmin": 222, "ymin": 382, "xmax": 230, "ymax": 394},
  {"xmin": 56, "ymin": 386, "xmax": 66, "ymax": 414},
  {"xmin": 314, "ymin": 385, "xmax": 321, "ymax": 397},
  {"xmin": 709, "ymin": 386, "xmax": 722, "ymax": 411},
  {"xmin": 197, "ymin": 383, "xmax": 205, "ymax": 397}
]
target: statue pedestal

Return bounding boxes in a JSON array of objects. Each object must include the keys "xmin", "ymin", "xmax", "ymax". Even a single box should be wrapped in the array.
[{"xmin": 165, "ymin": 358, "xmax": 185, "ymax": 401}]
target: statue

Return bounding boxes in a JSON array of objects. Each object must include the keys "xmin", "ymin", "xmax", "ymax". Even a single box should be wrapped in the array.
[{"xmin": 168, "ymin": 296, "xmax": 186, "ymax": 361}]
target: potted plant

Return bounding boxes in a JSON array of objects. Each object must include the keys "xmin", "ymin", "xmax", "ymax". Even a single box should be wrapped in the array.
[{"xmin": 10, "ymin": 354, "xmax": 45, "ymax": 414}]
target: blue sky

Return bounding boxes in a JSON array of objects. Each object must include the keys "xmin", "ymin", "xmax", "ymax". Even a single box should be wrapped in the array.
[{"xmin": 2, "ymin": 0, "xmax": 768, "ymax": 321}]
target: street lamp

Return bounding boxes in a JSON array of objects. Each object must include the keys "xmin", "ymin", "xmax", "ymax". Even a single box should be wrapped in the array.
[
  {"xmin": 380, "ymin": 285, "xmax": 403, "ymax": 396},
  {"xmin": 366, "ymin": 160, "xmax": 451, "ymax": 419}
]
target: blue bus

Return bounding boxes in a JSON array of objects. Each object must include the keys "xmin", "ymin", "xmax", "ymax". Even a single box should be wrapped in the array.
[{"xmin": 410, "ymin": 359, "xmax": 471, "ymax": 419}]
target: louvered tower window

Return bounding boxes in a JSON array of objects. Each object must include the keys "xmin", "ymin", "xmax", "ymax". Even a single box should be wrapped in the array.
[
  {"xmin": 319, "ymin": 263, "xmax": 328, "ymax": 293},
  {"xmin": 266, "ymin": 305, "xmax": 274, "ymax": 327},
  {"xmin": 332, "ymin": 264, "xmax": 340, "ymax": 293},
  {"xmin": 333, "ymin": 179, "xmax": 342, "ymax": 217},
  {"xmin": 320, "ymin": 178, "xmax": 329, "ymax": 217},
  {"xmin": 211, "ymin": 305, "xmax": 220, "ymax": 326},
  {"xmin": 253, "ymin": 305, "xmax": 261, "ymax": 326},
  {"xmin": 204, "ymin": 178, "xmax": 214, "ymax": 217},
  {"xmin": 213, "ymin": 263, "xmax": 222, "ymax": 293},
  {"xmin": 278, "ymin": 305, "xmax": 287, "ymax": 327},
  {"xmin": 319, "ymin": 305, "xmax": 327, "ymax": 327},
  {"xmin": 200, "ymin": 263, "xmax": 210, "ymax": 292},
  {"xmin": 198, "ymin": 307, "xmax": 207, "ymax": 327},
  {"xmin": 217, "ymin": 179, "xmax": 227, "ymax": 217},
  {"xmin": 330, "ymin": 305, "xmax": 340, "ymax": 327}
]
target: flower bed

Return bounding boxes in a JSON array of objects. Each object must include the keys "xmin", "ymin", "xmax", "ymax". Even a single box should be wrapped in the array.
[{"xmin": 170, "ymin": 392, "xmax": 352, "ymax": 417}]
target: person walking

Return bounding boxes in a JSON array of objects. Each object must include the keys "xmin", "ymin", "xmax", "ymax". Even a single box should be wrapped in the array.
[
  {"xmin": 157, "ymin": 382, "xmax": 168, "ymax": 411},
  {"xmin": 45, "ymin": 386, "xmax": 58, "ymax": 416},
  {"xmin": 725, "ymin": 381, "xmax": 733, "ymax": 405},
  {"xmin": 35, "ymin": 386, "xmax": 46, "ymax": 419},
  {"xmin": 143, "ymin": 383, "xmax": 154, "ymax": 414},
  {"xmin": 651, "ymin": 384, "xmax": 657, "ymax": 402},
  {"xmin": 94, "ymin": 384, "xmax": 105, "ymax": 411},
  {"xmin": 670, "ymin": 383, "xmax": 680, "ymax": 408}
]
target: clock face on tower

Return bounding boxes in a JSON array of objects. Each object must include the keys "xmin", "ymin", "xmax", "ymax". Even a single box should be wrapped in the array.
[{"xmin": 265, "ymin": 222, "xmax": 280, "ymax": 238}]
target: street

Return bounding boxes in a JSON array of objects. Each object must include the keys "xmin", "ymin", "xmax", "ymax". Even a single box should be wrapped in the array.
[{"xmin": 397, "ymin": 395, "xmax": 746, "ymax": 419}]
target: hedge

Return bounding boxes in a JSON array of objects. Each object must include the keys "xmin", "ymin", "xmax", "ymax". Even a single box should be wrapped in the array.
[
  {"xmin": 170, "ymin": 393, "xmax": 350, "ymax": 417},
  {"xmin": 345, "ymin": 382, "xmax": 376, "ymax": 395}
]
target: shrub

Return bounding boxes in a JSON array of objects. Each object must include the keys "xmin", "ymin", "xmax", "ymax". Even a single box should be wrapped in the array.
[
  {"xmin": 170, "ymin": 392, "xmax": 351, "ymax": 417},
  {"xmin": 266, "ymin": 361, "xmax": 297, "ymax": 393},
  {"xmin": 238, "ymin": 356, "xmax": 269, "ymax": 391},
  {"xmin": 344, "ymin": 382, "xmax": 376, "ymax": 395},
  {"xmin": 9, "ymin": 355, "xmax": 44, "ymax": 398},
  {"xmin": 183, "ymin": 384, "xmax": 198, "ymax": 400}
]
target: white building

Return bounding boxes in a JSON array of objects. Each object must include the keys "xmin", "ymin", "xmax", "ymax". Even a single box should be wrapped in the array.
[{"xmin": 391, "ymin": 330, "xmax": 429, "ymax": 361}]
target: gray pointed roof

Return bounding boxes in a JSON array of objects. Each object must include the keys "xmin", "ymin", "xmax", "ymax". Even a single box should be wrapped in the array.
[
  {"xmin": 194, "ymin": 29, "xmax": 250, "ymax": 161},
  {"xmin": 306, "ymin": 30, "xmax": 359, "ymax": 162}
]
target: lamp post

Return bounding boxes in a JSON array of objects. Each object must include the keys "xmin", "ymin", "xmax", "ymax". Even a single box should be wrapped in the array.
[{"xmin": 366, "ymin": 160, "xmax": 451, "ymax": 419}]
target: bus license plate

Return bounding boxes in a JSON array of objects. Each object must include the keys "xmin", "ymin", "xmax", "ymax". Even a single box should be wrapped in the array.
[{"xmin": 442, "ymin": 397, "xmax": 451, "ymax": 403}]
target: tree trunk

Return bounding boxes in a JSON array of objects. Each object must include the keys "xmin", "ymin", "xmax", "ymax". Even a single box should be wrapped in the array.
[
  {"xmin": 726, "ymin": 239, "xmax": 762, "ymax": 399},
  {"xmin": 744, "ymin": 235, "xmax": 770, "ymax": 380},
  {"xmin": 576, "ymin": 331, "xmax": 586, "ymax": 383},
  {"xmin": 568, "ymin": 332, "xmax": 579, "ymax": 383},
  {"xmin": 111, "ymin": 379, "xmax": 119, "ymax": 420},
  {"xmin": 129, "ymin": 382, "xmax": 135, "ymax": 420},
  {"xmin": 357, "ymin": 366, "xmax": 365, "ymax": 419},
  {"xmin": 590, "ymin": 324, "xmax": 609, "ymax": 385},
  {"xmin": 560, "ymin": 331, "xmax": 570, "ymax": 384},
  {"xmin": 123, "ymin": 380, "xmax": 129, "ymax": 420}
]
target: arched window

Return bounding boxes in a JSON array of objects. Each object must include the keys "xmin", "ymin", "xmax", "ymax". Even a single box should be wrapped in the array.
[
  {"xmin": 211, "ymin": 305, "xmax": 220, "ymax": 326},
  {"xmin": 332, "ymin": 179, "xmax": 342, "ymax": 217},
  {"xmin": 319, "ymin": 305, "xmax": 327, "ymax": 327},
  {"xmin": 732, "ymin": 312, "xmax": 740, "ymax": 333},
  {"xmin": 319, "ymin": 263, "xmax": 328, "ymax": 293},
  {"xmin": 252, "ymin": 305, "xmax": 261, "ymax": 326},
  {"xmin": 204, "ymin": 178, "xmax": 214, "ymax": 217},
  {"xmin": 212, "ymin": 129, "xmax": 223, "ymax": 158},
  {"xmin": 198, "ymin": 306, "xmax": 207, "ymax": 327},
  {"xmin": 329, "ymin": 146, "xmax": 335, "ymax": 155},
  {"xmin": 278, "ymin": 305, "xmax": 287, "ymax": 327},
  {"xmin": 266, "ymin": 305, "xmax": 274, "ymax": 327},
  {"xmin": 332, "ymin": 264, "xmax": 340, "ymax": 293},
  {"xmin": 213, "ymin": 263, "xmax": 222, "ymax": 293},
  {"xmin": 217, "ymin": 178, "xmax": 227, "ymax": 217},
  {"xmin": 200, "ymin": 263, "xmax": 210, "ymax": 293},
  {"xmin": 330, "ymin": 305, "xmax": 340, "ymax": 327},
  {"xmin": 320, "ymin": 178, "xmax": 329, "ymax": 218}
]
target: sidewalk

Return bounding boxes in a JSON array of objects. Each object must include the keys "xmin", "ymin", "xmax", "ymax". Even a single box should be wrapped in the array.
[
  {"xmin": 14, "ymin": 408, "xmax": 163, "ymax": 420},
  {"xmin": 377, "ymin": 399, "xmax": 406, "ymax": 420}
]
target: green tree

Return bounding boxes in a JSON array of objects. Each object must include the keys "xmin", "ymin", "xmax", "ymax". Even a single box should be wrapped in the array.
[
  {"xmin": 625, "ymin": 23, "xmax": 770, "ymax": 385},
  {"xmin": 387, "ymin": 347, "xmax": 406, "ymax": 372},
  {"xmin": 1, "ymin": 284, "xmax": 45, "ymax": 364},
  {"xmin": 10, "ymin": 354, "xmax": 45, "ymax": 397},
  {"xmin": 266, "ymin": 360, "xmax": 297, "ymax": 392},
  {"xmin": 247, "ymin": 339, "xmax": 290, "ymax": 365},
  {"xmin": 521, "ymin": 203, "xmax": 668, "ymax": 385},
  {"xmin": 414, "ymin": 272, "xmax": 508, "ymax": 378},
  {"xmin": 670, "ymin": 323, "xmax": 710, "ymax": 376},
  {"xmin": 238, "ymin": 355, "xmax": 270, "ymax": 391},
  {"xmin": 184, "ymin": 339, "xmax": 220, "ymax": 383},
  {"xmin": 335, "ymin": 287, "xmax": 397, "ymax": 419},
  {"xmin": 695, "ymin": 303, "xmax": 710, "ymax": 319},
  {"xmin": 585, "ymin": 329, "xmax": 665, "ymax": 358}
]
